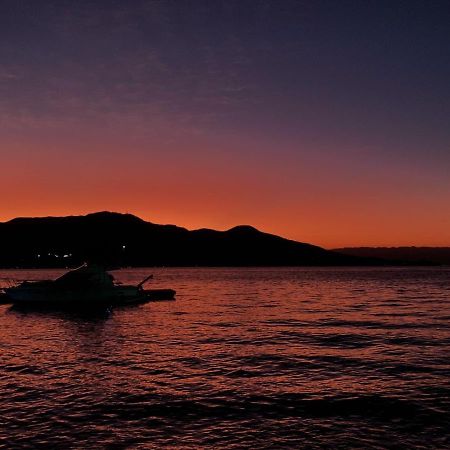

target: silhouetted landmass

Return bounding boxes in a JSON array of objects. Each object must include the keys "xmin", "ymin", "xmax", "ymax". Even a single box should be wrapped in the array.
[
  {"xmin": 335, "ymin": 247, "xmax": 450, "ymax": 266},
  {"xmin": 0, "ymin": 211, "xmax": 388, "ymax": 268}
]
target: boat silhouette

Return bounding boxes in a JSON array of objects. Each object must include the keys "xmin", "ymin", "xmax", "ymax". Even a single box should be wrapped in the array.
[{"xmin": 2, "ymin": 264, "xmax": 175, "ymax": 309}]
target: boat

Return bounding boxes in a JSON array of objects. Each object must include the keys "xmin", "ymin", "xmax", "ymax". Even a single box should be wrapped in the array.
[{"xmin": 3, "ymin": 264, "xmax": 175, "ymax": 309}]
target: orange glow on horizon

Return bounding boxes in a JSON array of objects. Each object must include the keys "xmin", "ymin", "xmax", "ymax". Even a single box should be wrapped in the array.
[{"xmin": 2, "ymin": 135, "xmax": 450, "ymax": 249}]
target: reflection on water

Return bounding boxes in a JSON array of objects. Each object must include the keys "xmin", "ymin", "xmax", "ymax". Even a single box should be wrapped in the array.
[{"xmin": 0, "ymin": 267, "xmax": 449, "ymax": 448}]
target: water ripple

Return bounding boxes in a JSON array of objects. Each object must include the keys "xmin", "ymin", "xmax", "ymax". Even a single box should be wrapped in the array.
[{"xmin": 0, "ymin": 267, "xmax": 449, "ymax": 448}]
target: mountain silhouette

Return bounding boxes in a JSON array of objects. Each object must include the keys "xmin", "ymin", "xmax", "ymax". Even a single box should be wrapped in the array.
[{"xmin": 0, "ymin": 211, "xmax": 380, "ymax": 268}]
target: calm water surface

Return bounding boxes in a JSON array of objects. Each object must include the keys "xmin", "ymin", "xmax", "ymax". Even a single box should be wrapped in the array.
[{"xmin": 0, "ymin": 267, "xmax": 449, "ymax": 449}]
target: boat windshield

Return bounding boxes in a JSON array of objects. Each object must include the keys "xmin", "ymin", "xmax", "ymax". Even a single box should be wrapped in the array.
[{"xmin": 54, "ymin": 264, "xmax": 115, "ymax": 288}]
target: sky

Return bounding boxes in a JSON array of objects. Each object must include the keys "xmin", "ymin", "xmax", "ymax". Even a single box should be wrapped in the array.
[{"xmin": 1, "ymin": 0, "xmax": 449, "ymax": 248}]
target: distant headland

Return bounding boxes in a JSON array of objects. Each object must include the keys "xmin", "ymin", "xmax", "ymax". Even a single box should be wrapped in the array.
[
  {"xmin": 0, "ymin": 212, "xmax": 440, "ymax": 268},
  {"xmin": 334, "ymin": 247, "xmax": 450, "ymax": 266}
]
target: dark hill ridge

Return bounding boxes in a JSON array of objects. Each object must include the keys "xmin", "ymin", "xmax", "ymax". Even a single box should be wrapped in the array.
[
  {"xmin": 335, "ymin": 247, "xmax": 450, "ymax": 266},
  {"xmin": 0, "ymin": 211, "xmax": 376, "ymax": 268}
]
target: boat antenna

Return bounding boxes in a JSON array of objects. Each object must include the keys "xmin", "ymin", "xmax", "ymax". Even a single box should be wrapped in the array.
[{"xmin": 137, "ymin": 274, "xmax": 153, "ymax": 288}]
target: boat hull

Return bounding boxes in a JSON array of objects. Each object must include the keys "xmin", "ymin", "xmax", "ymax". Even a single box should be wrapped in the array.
[
  {"xmin": 4, "ymin": 286, "xmax": 175, "ymax": 309},
  {"xmin": 6, "ymin": 285, "xmax": 141, "ymax": 304}
]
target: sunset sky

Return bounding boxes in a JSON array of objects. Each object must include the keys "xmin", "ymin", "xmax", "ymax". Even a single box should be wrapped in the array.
[{"xmin": 1, "ymin": 0, "xmax": 449, "ymax": 248}]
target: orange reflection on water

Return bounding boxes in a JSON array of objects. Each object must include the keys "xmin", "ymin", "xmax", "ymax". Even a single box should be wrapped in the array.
[{"xmin": 0, "ymin": 267, "xmax": 449, "ymax": 447}]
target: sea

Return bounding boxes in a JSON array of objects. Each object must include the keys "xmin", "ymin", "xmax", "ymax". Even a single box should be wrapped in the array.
[{"xmin": 0, "ymin": 267, "xmax": 449, "ymax": 449}]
